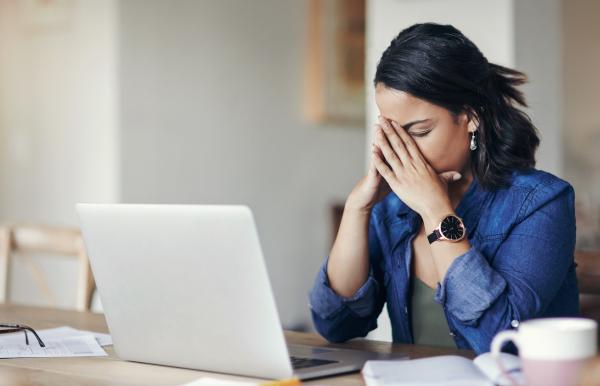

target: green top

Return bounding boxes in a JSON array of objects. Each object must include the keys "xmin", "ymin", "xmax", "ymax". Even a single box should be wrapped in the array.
[{"xmin": 410, "ymin": 277, "xmax": 456, "ymax": 348}]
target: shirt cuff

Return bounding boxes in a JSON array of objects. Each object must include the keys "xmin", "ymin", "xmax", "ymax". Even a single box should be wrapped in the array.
[
  {"xmin": 309, "ymin": 259, "xmax": 379, "ymax": 320},
  {"xmin": 434, "ymin": 246, "xmax": 507, "ymax": 325}
]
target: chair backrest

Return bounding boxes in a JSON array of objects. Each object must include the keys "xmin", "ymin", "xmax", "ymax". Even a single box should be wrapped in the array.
[
  {"xmin": 0, "ymin": 225, "xmax": 95, "ymax": 311},
  {"xmin": 580, "ymin": 355, "xmax": 600, "ymax": 386},
  {"xmin": 575, "ymin": 250, "xmax": 600, "ymax": 346},
  {"xmin": 575, "ymin": 250, "xmax": 600, "ymax": 296}
]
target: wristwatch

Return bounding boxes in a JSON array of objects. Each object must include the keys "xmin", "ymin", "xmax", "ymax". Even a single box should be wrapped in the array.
[{"xmin": 427, "ymin": 214, "xmax": 466, "ymax": 244}]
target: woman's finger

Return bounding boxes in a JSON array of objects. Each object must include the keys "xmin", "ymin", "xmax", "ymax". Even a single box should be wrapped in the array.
[
  {"xmin": 368, "ymin": 144, "xmax": 379, "ymax": 177},
  {"xmin": 373, "ymin": 142, "xmax": 393, "ymax": 175},
  {"xmin": 379, "ymin": 116, "xmax": 412, "ymax": 166},
  {"xmin": 372, "ymin": 149, "xmax": 398, "ymax": 188},
  {"xmin": 375, "ymin": 126, "xmax": 403, "ymax": 173},
  {"xmin": 390, "ymin": 120, "xmax": 425, "ymax": 162}
]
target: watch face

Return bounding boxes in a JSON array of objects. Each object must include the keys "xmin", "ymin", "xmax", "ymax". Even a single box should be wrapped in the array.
[{"xmin": 440, "ymin": 215, "xmax": 465, "ymax": 240}]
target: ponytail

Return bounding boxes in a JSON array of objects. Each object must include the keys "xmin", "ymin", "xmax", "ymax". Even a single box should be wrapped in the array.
[{"xmin": 471, "ymin": 63, "xmax": 540, "ymax": 190}]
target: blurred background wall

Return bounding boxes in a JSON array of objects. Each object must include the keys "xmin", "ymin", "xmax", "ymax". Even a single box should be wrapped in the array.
[
  {"xmin": 0, "ymin": 0, "xmax": 598, "ymax": 335},
  {"xmin": 117, "ymin": 0, "xmax": 365, "ymax": 329},
  {"xmin": 0, "ymin": 0, "xmax": 119, "ymax": 308},
  {"xmin": 0, "ymin": 0, "xmax": 366, "ymax": 329},
  {"xmin": 563, "ymin": 0, "xmax": 600, "ymax": 249}
]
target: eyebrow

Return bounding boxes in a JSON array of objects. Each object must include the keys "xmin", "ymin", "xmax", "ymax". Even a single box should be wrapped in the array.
[{"xmin": 400, "ymin": 119, "xmax": 431, "ymax": 130}]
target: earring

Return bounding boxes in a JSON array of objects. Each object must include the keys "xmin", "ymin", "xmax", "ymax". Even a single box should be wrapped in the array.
[{"xmin": 470, "ymin": 131, "xmax": 478, "ymax": 151}]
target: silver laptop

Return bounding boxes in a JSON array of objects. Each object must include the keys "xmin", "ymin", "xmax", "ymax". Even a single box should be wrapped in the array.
[{"xmin": 76, "ymin": 204, "xmax": 400, "ymax": 380}]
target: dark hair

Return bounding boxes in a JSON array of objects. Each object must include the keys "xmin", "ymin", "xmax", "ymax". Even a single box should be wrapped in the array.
[{"xmin": 374, "ymin": 23, "xmax": 539, "ymax": 191}]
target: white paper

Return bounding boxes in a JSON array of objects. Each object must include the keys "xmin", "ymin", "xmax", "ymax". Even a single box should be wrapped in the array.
[
  {"xmin": 0, "ymin": 334, "xmax": 107, "ymax": 358},
  {"xmin": 0, "ymin": 326, "xmax": 112, "ymax": 347},
  {"xmin": 362, "ymin": 352, "xmax": 526, "ymax": 386},
  {"xmin": 474, "ymin": 352, "xmax": 524, "ymax": 386},
  {"xmin": 38, "ymin": 326, "xmax": 113, "ymax": 347},
  {"xmin": 181, "ymin": 378, "xmax": 327, "ymax": 386},
  {"xmin": 362, "ymin": 356, "xmax": 494, "ymax": 386}
]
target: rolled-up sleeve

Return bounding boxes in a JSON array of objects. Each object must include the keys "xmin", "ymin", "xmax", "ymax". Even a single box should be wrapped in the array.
[
  {"xmin": 310, "ymin": 259, "xmax": 380, "ymax": 320},
  {"xmin": 309, "ymin": 207, "xmax": 387, "ymax": 343},
  {"xmin": 434, "ymin": 179, "xmax": 578, "ymax": 353},
  {"xmin": 434, "ymin": 247, "xmax": 507, "ymax": 323}
]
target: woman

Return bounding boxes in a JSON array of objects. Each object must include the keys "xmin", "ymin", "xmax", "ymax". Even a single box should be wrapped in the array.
[{"xmin": 309, "ymin": 23, "xmax": 579, "ymax": 354}]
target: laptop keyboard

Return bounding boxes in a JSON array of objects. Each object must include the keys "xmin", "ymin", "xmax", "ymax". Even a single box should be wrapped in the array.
[{"xmin": 290, "ymin": 356, "xmax": 338, "ymax": 369}]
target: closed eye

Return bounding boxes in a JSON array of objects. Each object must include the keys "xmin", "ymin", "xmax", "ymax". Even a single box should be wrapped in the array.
[{"xmin": 409, "ymin": 128, "xmax": 433, "ymax": 137}]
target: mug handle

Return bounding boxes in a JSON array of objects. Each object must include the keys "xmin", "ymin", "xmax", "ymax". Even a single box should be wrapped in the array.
[{"xmin": 490, "ymin": 330, "xmax": 522, "ymax": 386}]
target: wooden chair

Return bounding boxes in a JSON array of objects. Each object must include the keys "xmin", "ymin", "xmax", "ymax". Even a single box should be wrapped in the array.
[
  {"xmin": 580, "ymin": 356, "xmax": 600, "ymax": 386},
  {"xmin": 0, "ymin": 225, "xmax": 95, "ymax": 311},
  {"xmin": 575, "ymin": 251, "xmax": 600, "ymax": 295},
  {"xmin": 575, "ymin": 250, "xmax": 600, "ymax": 336}
]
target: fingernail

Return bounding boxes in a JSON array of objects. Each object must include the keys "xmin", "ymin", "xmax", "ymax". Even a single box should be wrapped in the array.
[{"xmin": 453, "ymin": 174, "xmax": 462, "ymax": 181}]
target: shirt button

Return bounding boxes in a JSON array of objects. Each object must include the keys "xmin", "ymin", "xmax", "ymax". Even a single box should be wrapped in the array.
[
  {"xmin": 449, "ymin": 331, "xmax": 456, "ymax": 337},
  {"xmin": 511, "ymin": 319, "xmax": 520, "ymax": 328}
]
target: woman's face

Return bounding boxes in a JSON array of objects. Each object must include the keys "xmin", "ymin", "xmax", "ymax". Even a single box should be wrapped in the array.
[{"xmin": 374, "ymin": 83, "xmax": 476, "ymax": 175}]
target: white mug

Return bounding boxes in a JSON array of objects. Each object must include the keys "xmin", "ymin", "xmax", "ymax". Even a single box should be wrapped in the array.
[{"xmin": 491, "ymin": 318, "xmax": 597, "ymax": 386}]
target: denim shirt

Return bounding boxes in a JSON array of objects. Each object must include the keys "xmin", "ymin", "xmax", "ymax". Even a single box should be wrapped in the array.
[{"xmin": 309, "ymin": 168, "xmax": 579, "ymax": 354}]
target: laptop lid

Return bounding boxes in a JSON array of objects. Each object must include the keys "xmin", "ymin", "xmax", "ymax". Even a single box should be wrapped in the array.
[{"xmin": 77, "ymin": 204, "xmax": 294, "ymax": 379}]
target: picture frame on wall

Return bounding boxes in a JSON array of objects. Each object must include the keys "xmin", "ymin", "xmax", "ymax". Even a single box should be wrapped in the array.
[{"xmin": 305, "ymin": 0, "xmax": 366, "ymax": 127}]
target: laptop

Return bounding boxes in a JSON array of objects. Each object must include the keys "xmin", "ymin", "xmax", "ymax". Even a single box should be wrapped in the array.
[{"xmin": 76, "ymin": 204, "xmax": 402, "ymax": 380}]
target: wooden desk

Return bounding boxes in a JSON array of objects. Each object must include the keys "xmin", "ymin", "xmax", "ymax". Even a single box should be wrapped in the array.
[{"xmin": 0, "ymin": 304, "xmax": 475, "ymax": 385}]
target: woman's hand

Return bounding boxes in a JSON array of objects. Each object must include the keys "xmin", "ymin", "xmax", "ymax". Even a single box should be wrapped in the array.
[
  {"xmin": 372, "ymin": 116, "xmax": 460, "ymax": 226},
  {"xmin": 345, "ymin": 147, "xmax": 392, "ymax": 213}
]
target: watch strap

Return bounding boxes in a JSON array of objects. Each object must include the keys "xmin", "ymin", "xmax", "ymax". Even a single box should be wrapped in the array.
[{"xmin": 427, "ymin": 229, "xmax": 442, "ymax": 244}]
